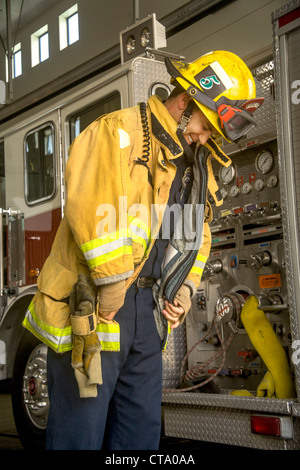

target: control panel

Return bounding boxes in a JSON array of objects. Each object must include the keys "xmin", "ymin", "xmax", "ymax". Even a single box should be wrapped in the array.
[{"xmin": 185, "ymin": 139, "xmax": 293, "ymax": 393}]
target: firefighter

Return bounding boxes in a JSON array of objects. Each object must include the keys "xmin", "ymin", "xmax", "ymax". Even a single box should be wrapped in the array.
[{"xmin": 23, "ymin": 50, "xmax": 262, "ymax": 450}]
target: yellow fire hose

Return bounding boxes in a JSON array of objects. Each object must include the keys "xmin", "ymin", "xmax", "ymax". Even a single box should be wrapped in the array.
[{"xmin": 231, "ymin": 295, "xmax": 296, "ymax": 399}]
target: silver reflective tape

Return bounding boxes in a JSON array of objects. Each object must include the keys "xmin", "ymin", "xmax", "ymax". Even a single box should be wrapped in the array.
[
  {"xmin": 97, "ymin": 332, "xmax": 120, "ymax": 343},
  {"xmin": 84, "ymin": 237, "xmax": 132, "ymax": 261}
]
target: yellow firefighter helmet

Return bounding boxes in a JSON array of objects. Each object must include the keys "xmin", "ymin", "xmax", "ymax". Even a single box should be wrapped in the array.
[{"xmin": 165, "ymin": 51, "xmax": 263, "ymax": 142}]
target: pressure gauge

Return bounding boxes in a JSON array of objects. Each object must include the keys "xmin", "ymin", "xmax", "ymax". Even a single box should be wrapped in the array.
[
  {"xmin": 219, "ymin": 164, "xmax": 235, "ymax": 185},
  {"xmin": 254, "ymin": 178, "xmax": 265, "ymax": 191},
  {"xmin": 220, "ymin": 188, "xmax": 228, "ymax": 199},
  {"xmin": 255, "ymin": 150, "xmax": 274, "ymax": 174},
  {"xmin": 242, "ymin": 182, "xmax": 252, "ymax": 194},
  {"xmin": 230, "ymin": 185, "xmax": 239, "ymax": 197},
  {"xmin": 267, "ymin": 174, "xmax": 278, "ymax": 188}
]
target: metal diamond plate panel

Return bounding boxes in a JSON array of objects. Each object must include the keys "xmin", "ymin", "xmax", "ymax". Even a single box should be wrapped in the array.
[
  {"xmin": 132, "ymin": 57, "xmax": 172, "ymax": 105},
  {"xmin": 164, "ymin": 402, "xmax": 300, "ymax": 450},
  {"xmin": 163, "ymin": 323, "xmax": 187, "ymax": 390}
]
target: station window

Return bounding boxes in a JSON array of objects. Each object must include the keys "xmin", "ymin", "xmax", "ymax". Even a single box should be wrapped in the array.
[
  {"xmin": 67, "ymin": 12, "xmax": 79, "ymax": 45},
  {"xmin": 59, "ymin": 4, "xmax": 79, "ymax": 50},
  {"xmin": 31, "ymin": 25, "xmax": 49, "ymax": 67},
  {"xmin": 24, "ymin": 123, "xmax": 56, "ymax": 205},
  {"xmin": 69, "ymin": 91, "xmax": 121, "ymax": 143},
  {"xmin": 39, "ymin": 32, "xmax": 49, "ymax": 62},
  {"xmin": 13, "ymin": 43, "xmax": 22, "ymax": 78},
  {"xmin": 5, "ymin": 43, "xmax": 22, "ymax": 80}
]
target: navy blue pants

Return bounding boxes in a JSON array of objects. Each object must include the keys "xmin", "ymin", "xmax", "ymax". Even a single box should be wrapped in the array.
[{"xmin": 46, "ymin": 284, "xmax": 163, "ymax": 450}]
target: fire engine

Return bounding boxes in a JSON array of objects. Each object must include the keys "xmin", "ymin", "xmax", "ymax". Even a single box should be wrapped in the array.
[{"xmin": 0, "ymin": 2, "xmax": 300, "ymax": 450}]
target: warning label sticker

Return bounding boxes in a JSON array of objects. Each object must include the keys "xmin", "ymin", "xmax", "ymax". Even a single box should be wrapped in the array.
[{"xmin": 259, "ymin": 274, "xmax": 281, "ymax": 289}]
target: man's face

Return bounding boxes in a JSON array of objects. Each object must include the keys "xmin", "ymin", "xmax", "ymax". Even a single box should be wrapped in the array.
[{"xmin": 183, "ymin": 106, "xmax": 218, "ymax": 146}]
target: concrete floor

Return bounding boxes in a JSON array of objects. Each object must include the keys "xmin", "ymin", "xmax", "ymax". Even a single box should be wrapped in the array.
[
  {"xmin": 0, "ymin": 391, "xmax": 218, "ymax": 453},
  {"xmin": 0, "ymin": 394, "xmax": 24, "ymax": 450}
]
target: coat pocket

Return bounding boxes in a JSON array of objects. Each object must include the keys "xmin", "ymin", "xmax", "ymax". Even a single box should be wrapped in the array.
[
  {"xmin": 28, "ymin": 255, "xmax": 79, "ymax": 351},
  {"xmin": 37, "ymin": 254, "xmax": 78, "ymax": 300},
  {"xmin": 23, "ymin": 290, "xmax": 72, "ymax": 353}
]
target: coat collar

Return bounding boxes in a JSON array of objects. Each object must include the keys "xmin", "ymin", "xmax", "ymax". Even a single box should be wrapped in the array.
[
  {"xmin": 205, "ymin": 138, "xmax": 232, "ymax": 167},
  {"xmin": 147, "ymin": 95, "xmax": 232, "ymax": 168},
  {"xmin": 147, "ymin": 95, "xmax": 183, "ymax": 159}
]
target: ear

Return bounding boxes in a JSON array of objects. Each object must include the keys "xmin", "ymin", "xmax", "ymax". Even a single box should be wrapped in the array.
[{"xmin": 178, "ymin": 92, "xmax": 191, "ymax": 111}]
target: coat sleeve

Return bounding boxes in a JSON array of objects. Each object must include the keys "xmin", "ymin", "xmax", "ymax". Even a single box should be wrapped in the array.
[
  {"xmin": 185, "ymin": 221, "xmax": 212, "ymax": 290},
  {"xmin": 64, "ymin": 115, "xmax": 134, "ymax": 286}
]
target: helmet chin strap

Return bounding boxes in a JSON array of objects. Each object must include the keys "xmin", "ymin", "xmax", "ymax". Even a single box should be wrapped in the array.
[
  {"xmin": 177, "ymin": 100, "xmax": 194, "ymax": 133},
  {"xmin": 176, "ymin": 100, "xmax": 197, "ymax": 162}
]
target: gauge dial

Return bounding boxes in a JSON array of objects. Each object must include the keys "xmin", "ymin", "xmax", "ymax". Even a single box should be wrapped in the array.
[
  {"xmin": 219, "ymin": 165, "xmax": 235, "ymax": 185},
  {"xmin": 254, "ymin": 178, "xmax": 265, "ymax": 191},
  {"xmin": 242, "ymin": 182, "xmax": 252, "ymax": 194},
  {"xmin": 267, "ymin": 174, "xmax": 278, "ymax": 188},
  {"xmin": 255, "ymin": 150, "xmax": 274, "ymax": 174},
  {"xmin": 230, "ymin": 185, "xmax": 239, "ymax": 197}
]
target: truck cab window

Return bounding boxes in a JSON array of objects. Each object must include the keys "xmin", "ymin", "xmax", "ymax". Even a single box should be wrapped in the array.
[
  {"xmin": 69, "ymin": 91, "xmax": 121, "ymax": 142},
  {"xmin": 24, "ymin": 123, "xmax": 55, "ymax": 205}
]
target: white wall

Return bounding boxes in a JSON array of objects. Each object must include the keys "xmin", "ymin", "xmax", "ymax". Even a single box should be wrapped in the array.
[{"xmin": 167, "ymin": 0, "xmax": 290, "ymax": 65}]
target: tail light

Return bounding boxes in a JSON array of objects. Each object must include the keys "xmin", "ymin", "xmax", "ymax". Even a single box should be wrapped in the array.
[{"xmin": 251, "ymin": 414, "xmax": 293, "ymax": 439}]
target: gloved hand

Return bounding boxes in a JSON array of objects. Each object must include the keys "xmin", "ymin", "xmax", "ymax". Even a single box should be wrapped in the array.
[
  {"xmin": 174, "ymin": 284, "xmax": 192, "ymax": 318},
  {"xmin": 70, "ymin": 274, "xmax": 102, "ymax": 398}
]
